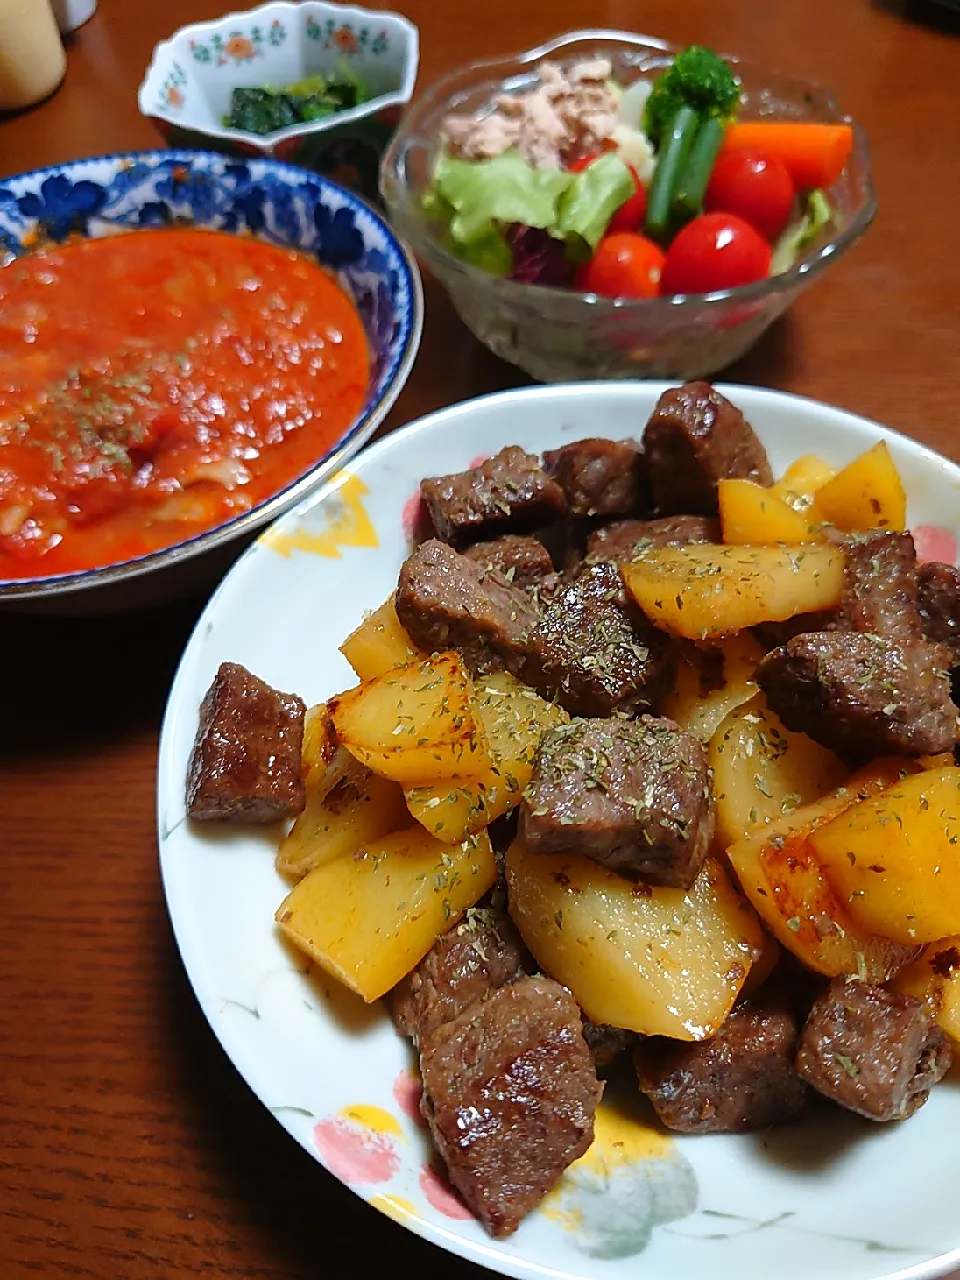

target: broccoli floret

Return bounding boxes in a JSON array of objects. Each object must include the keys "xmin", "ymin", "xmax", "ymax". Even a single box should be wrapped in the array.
[{"xmin": 644, "ymin": 46, "xmax": 740, "ymax": 144}]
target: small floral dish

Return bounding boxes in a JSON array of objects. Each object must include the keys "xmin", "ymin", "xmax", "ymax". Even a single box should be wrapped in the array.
[
  {"xmin": 158, "ymin": 381, "xmax": 960, "ymax": 1280},
  {"xmin": 0, "ymin": 150, "xmax": 422, "ymax": 612},
  {"xmin": 380, "ymin": 30, "xmax": 876, "ymax": 383},
  {"xmin": 138, "ymin": 2, "xmax": 419, "ymax": 201}
]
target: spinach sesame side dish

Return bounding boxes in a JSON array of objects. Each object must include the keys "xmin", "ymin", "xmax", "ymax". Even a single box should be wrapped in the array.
[
  {"xmin": 223, "ymin": 67, "xmax": 371, "ymax": 135},
  {"xmin": 185, "ymin": 380, "xmax": 960, "ymax": 1239}
]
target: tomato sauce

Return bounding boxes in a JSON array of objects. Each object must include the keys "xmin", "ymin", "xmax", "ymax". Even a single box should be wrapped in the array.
[{"xmin": 0, "ymin": 228, "xmax": 370, "ymax": 579}]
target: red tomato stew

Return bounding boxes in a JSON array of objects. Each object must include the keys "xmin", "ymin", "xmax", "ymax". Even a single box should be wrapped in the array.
[{"xmin": 0, "ymin": 228, "xmax": 370, "ymax": 580}]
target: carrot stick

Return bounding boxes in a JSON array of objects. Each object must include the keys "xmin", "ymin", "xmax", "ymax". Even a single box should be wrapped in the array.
[{"xmin": 719, "ymin": 122, "xmax": 854, "ymax": 190}]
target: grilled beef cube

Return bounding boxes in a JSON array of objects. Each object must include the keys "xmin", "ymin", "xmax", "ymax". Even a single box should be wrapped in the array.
[
  {"xmin": 530, "ymin": 561, "xmax": 671, "ymax": 717},
  {"xmin": 462, "ymin": 534, "xmax": 555, "ymax": 590},
  {"xmin": 752, "ymin": 612, "xmax": 837, "ymax": 651},
  {"xmin": 186, "ymin": 662, "xmax": 306, "ymax": 822},
  {"xmin": 395, "ymin": 540, "xmax": 539, "ymax": 678},
  {"xmin": 542, "ymin": 437, "xmax": 648, "ymax": 518},
  {"xmin": 757, "ymin": 632, "xmax": 959, "ymax": 760},
  {"xmin": 586, "ymin": 515, "xmax": 720, "ymax": 562},
  {"xmin": 796, "ymin": 978, "xmax": 952, "ymax": 1121},
  {"xmin": 419, "ymin": 976, "xmax": 602, "ymax": 1238},
  {"xmin": 918, "ymin": 560, "xmax": 960, "ymax": 667},
  {"xmin": 634, "ymin": 997, "xmax": 808, "ymax": 1133},
  {"xmin": 831, "ymin": 531, "xmax": 924, "ymax": 644},
  {"xmin": 519, "ymin": 716, "xmax": 714, "ymax": 888},
  {"xmin": 391, "ymin": 908, "xmax": 527, "ymax": 1046},
  {"xmin": 420, "ymin": 446, "xmax": 568, "ymax": 547},
  {"xmin": 582, "ymin": 1020, "xmax": 635, "ymax": 1068},
  {"xmin": 643, "ymin": 381, "xmax": 774, "ymax": 516}
]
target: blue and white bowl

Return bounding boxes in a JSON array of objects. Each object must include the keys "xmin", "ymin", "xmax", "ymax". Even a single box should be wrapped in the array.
[{"xmin": 0, "ymin": 150, "xmax": 423, "ymax": 611}]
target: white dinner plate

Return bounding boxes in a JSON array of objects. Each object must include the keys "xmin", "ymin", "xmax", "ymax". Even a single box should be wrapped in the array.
[{"xmin": 158, "ymin": 381, "xmax": 960, "ymax": 1280}]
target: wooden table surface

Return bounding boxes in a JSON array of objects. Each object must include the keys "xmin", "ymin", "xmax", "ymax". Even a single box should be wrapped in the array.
[{"xmin": 2, "ymin": 1, "xmax": 960, "ymax": 1276}]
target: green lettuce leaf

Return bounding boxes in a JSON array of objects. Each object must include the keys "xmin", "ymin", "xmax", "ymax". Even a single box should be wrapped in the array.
[
  {"xmin": 428, "ymin": 150, "xmax": 571, "ymax": 246},
  {"xmin": 556, "ymin": 152, "xmax": 635, "ymax": 254},
  {"xmin": 770, "ymin": 188, "xmax": 832, "ymax": 275}
]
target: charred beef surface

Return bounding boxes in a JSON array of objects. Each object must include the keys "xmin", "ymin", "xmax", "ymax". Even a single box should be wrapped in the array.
[
  {"xmin": 529, "ymin": 561, "xmax": 671, "ymax": 717},
  {"xmin": 582, "ymin": 1020, "xmax": 636, "ymax": 1068},
  {"xmin": 757, "ymin": 631, "xmax": 959, "ymax": 759},
  {"xmin": 634, "ymin": 997, "xmax": 808, "ymax": 1133},
  {"xmin": 643, "ymin": 382, "xmax": 773, "ymax": 516},
  {"xmin": 395, "ymin": 540, "xmax": 539, "ymax": 678},
  {"xmin": 418, "ymin": 975, "xmax": 602, "ymax": 1238},
  {"xmin": 520, "ymin": 716, "xmax": 714, "ymax": 888},
  {"xmin": 586, "ymin": 515, "xmax": 720, "ymax": 562},
  {"xmin": 796, "ymin": 978, "xmax": 952, "ymax": 1121},
  {"xmin": 831, "ymin": 531, "xmax": 924, "ymax": 644},
  {"xmin": 421, "ymin": 446, "xmax": 567, "ymax": 547},
  {"xmin": 462, "ymin": 534, "xmax": 555, "ymax": 590},
  {"xmin": 186, "ymin": 662, "xmax": 306, "ymax": 822},
  {"xmin": 542, "ymin": 437, "xmax": 648, "ymax": 518},
  {"xmin": 392, "ymin": 907, "xmax": 527, "ymax": 1046},
  {"xmin": 918, "ymin": 560, "xmax": 960, "ymax": 667}
]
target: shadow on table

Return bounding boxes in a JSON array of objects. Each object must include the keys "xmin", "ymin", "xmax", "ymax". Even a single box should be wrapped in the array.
[
  {"xmin": 159, "ymin": 944, "xmax": 494, "ymax": 1280},
  {"xmin": 0, "ymin": 594, "xmax": 202, "ymax": 759},
  {"xmin": 871, "ymin": 0, "xmax": 960, "ymax": 32}
]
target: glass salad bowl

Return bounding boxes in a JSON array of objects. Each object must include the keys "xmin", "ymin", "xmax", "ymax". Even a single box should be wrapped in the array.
[{"xmin": 380, "ymin": 30, "xmax": 877, "ymax": 383}]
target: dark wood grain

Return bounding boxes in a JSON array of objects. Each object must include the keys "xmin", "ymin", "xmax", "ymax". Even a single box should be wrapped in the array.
[{"xmin": 2, "ymin": 2, "xmax": 959, "ymax": 1277}]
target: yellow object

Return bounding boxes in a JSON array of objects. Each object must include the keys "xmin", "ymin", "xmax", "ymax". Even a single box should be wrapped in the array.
[
  {"xmin": 769, "ymin": 454, "xmax": 836, "ymax": 517},
  {"xmin": 810, "ymin": 767, "xmax": 960, "ymax": 944},
  {"xmin": 405, "ymin": 673, "xmax": 568, "ymax": 843},
  {"xmin": 370, "ymin": 1194, "xmax": 419, "ymax": 1224},
  {"xmin": 340, "ymin": 596, "xmax": 422, "ymax": 681},
  {"xmin": 709, "ymin": 693, "xmax": 846, "ymax": 850},
  {"xmin": 893, "ymin": 938, "xmax": 960, "ymax": 1044},
  {"xmin": 329, "ymin": 652, "xmax": 492, "ymax": 786},
  {"xmin": 727, "ymin": 758, "xmax": 930, "ymax": 977},
  {"xmin": 718, "ymin": 478, "xmax": 823, "ymax": 545},
  {"xmin": 301, "ymin": 704, "xmax": 336, "ymax": 793},
  {"xmin": 276, "ymin": 746, "xmax": 408, "ymax": 879},
  {"xmin": 505, "ymin": 844, "xmax": 763, "ymax": 1040},
  {"xmin": 262, "ymin": 471, "xmax": 379, "ymax": 558},
  {"xmin": 0, "ymin": 0, "xmax": 65, "ymax": 111},
  {"xmin": 276, "ymin": 826, "xmax": 496, "ymax": 1002},
  {"xmin": 660, "ymin": 633, "xmax": 763, "ymax": 745},
  {"xmin": 622, "ymin": 543, "xmax": 845, "ymax": 641},
  {"xmin": 813, "ymin": 442, "xmax": 907, "ymax": 533}
]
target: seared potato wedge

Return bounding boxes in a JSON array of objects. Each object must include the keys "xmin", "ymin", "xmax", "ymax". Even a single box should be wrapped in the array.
[
  {"xmin": 814, "ymin": 441, "xmax": 906, "ymax": 533},
  {"xmin": 340, "ymin": 596, "xmax": 422, "ymax": 681},
  {"xmin": 276, "ymin": 827, "xmax": 496, "ymax": 1002},
  {"xmin": 301, "ymin": 704, "xmax": 336, "ymax": 792},
  {"xmin": 727, "ymin": 759, "xmax": 928, "ymax": 979},
  {"xmin": 329, "ymin": 652, "xmax": 492, "ymax": 786},
  {"xmin": 622, "ymin": 543, "xmax": 845, "ymax": 641},
  {"xmin": 405, "ymin": 673, "xmax": 568, "ymax": 843},
  {"xmin": 505, "ymin": 842, "xmax": 763, "ymax": 1040},
  {"xmin": 661, "ymin": 633, "xmax": 764, "ymax": 745},
  {"xmin": 810, "ymin": 766, "xmax": 960, "ymax": 944},
  {"xmin": 276, "ymin": 747, "xmax": 408, "ymax": 879},
  {"xmin": 718, "ymin": 478, "xmax": 824, "ymax": 546},
  {"xmin": 769, "ymin": 454, "xmax": 836, "ymax": 518},
  {"xmin": 709, "ymin": 693, "xmax": 846, "ymax": 850},
  {"xmin": 892, "ymin": 938, "xmax": 960, "ymax": 1044}
]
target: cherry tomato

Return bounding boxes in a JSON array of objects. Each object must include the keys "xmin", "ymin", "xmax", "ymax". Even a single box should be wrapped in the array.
[
  {"xmin": 704, "ymin": 149, "xmax": 796, "ymax": 241},
  {"xmin": 659, "ymin": 213, "xmax": 772, "ymax": 296},
  {"xmin": 607, "ymin": 166, "xmax": 647, "ymax": 233},
  {"xmin": 576, "ymin": 232, "xmax": 666, "ymax": 300}
]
